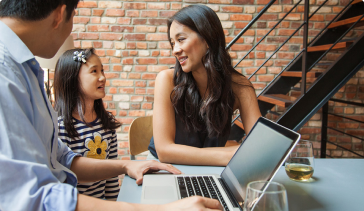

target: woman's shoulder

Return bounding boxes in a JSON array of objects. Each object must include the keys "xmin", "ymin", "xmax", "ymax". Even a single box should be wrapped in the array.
[
  {"xmin": 156, "ymin": 68, "xmax": 174, "ymax": 80},
  {"xmin": 231, "ymin": 71, "xmax": 253, "ymax": 90}
]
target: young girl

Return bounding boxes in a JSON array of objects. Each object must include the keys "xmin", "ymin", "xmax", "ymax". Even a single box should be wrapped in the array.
[{"xmin": 54, "ymin": 48, "xmax": 121, "ymax": 201}]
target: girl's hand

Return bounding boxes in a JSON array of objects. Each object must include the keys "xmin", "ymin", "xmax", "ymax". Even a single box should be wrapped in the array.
[
  {"xmin": 159, "ymin": 196, "xmax": 223, "ymax": 211},
  {"xmin": 124, "ymin": 160, "xmax": 182, "ymax": 185}
]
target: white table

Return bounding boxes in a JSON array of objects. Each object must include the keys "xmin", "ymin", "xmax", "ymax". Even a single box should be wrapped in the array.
[{"xmin": 117, "ymin": 159, "xmax": 364, "ymax": 211}]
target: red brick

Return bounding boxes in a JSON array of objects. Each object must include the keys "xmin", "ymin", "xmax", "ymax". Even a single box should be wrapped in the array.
[
  {"xmin": 124, "ymin": 34, "xmax": 146, "ymax": 41},
  {"xmin": 90, "ymin": 17, "xmax": 101, "ymax": 24},
  {"xmin": 136, "ymin": 89, "xmax": 146, "ymax": 94},
  {"xmin": 128, "ymin": 73, "xmax": 141, "ymax": 79},
  {"xmin": 230, "ymin": 14, "xmax": 252, "ymax": 21},
  {"xmin": 127, "ymin": 43, "xmax": 136, "ymax": 49},
  {"xmin": 78, "ymin": 33, "xmax": 99, "ymax": 40},
  {"xmin": 117, "ymin": 118, "xmax": 134, "ymax": 124},
  {"xmin": 141, "ymin": 11, "xmax": 158, "ymax": 17},
  {"xmin": 232, "ymin": 0, "xmax": 254, "ymax": 4},
  {"xmin": 77, "ymin": 1, "xmax": 97, "ymax": 8},
  {"xmin": 119, "ymin": 88, "xmax": 135, "ymax": 94},
  {"xmin": 73, "ymin": 17, "xmax": 90, "ymax": 24},
  {"xmin": 92, "ymin": 9, "xmax": 104, "ymax": 16},
  {"xmin": 133, "ymin": 19, "xmax": 147, "ymax": 25},
  {"xmin": 136, "ymin": 43, "xmax": 148, "ymax": 49},
  {"xmin": 79, "ymin": 9, "xmax": 91, "ymax": 16},
  {"xmin": 137, "ymin": 58, "xmax": 158, "ymax": 65},
  {"xmin": 87, "ymin": 25, "xmax": 109, "ymax": 32},
  {"xmin": 113, "ymin": 65, "xmax": 123, "ymax": 71},
  {"xmin": 160, "ymin": 11, "xmax": 177, "ymax": 18},
  {"xmin": 135, "ymin": 66, "xmax": 147, "ymax": 72},
  {"xmin": 105, "ymin": 73, "xmax": 119, "ymax": 79},
  {"xmin": 126, "ymin": 11, "xmax": 139, "ymax": 17},
  {"xmin": 136, "ymin": 81, "xmax": 147, "ymax": 87},
  {"xmin": 159, "ymin": 58, "xmax": 175, "ymax": 64},
  {"xmin": 117, "ymin": 18, "xmax": 131, "ymax": 25},
  {"xmin": 100, "ymin": 33, "xmax": 123, "ymax": 40},
  {"xmin": 124, "ymin": 3, "xmax": 146, "ymax": 9},
  {"xmin": 131, "ymin": 96, "xmax": 144, "ymax": 102},
  {"xmin": 221, "ymin": 6, "xmax": 243, "ymax": 13},
  {"xmin": 147, "ymin": 34, "xmax": 168, "ymax": 41},
  {"xmin": 106, "ymin": 9, "xmax": 125, "ymax": 17},
  {"xmin": 111, "ymin": 26, "xmax": 133, "ymax": 33},
  {"xmin": 142, "ymin": 103, "xmax": 153, "ymax": 110},
  {"xmin": 149, "ymin": 19, "xmax": 167, "ymax": 25},
  {"xmin": 131, "ymin": 104, "xmax": 141, "ymax": 110},
  {"xmin": 112, "ymin": 80, "xmax": 134, "ymax": 86},
  {"xmin": 142, "ymin": 73, "xmax": 157, "ymax": 80}
]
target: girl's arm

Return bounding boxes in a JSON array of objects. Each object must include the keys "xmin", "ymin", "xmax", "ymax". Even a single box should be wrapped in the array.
[
  {"xmin": 153, "ymin": 69, "xmax": 237, "ymax": 166},
  {"xmin": 70, "ymin": 158, "xmax": 181, "ymax": 185},
  {"xmin": 104, "ymin": 131, "xmax": 119, "ymax": 201}
]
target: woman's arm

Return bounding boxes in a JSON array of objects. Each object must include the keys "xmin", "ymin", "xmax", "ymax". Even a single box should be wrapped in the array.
[
  {"xmin": 76, "ymin": 194, "xmax": 222, "ymax": 211},
  {"xmin": 153, "ymin": 69, "xmax": 236, "ymax": 166},
  {"xmin": 231, "ymin": 74, "xmax": 262, "ymax": 135}
]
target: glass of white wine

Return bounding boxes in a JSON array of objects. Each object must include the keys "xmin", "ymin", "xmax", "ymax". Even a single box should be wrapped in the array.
[
  {"xmin": 243, "ymin": 181, "xmax": 288, "ymax": 211},
  {"xmin": 285, "ymin": 140, "xmax": 315, "ymax": 182}
]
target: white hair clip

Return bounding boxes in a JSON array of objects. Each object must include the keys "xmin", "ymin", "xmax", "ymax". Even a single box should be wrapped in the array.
[{"xmin": 73, "ymin": 51, "xmax": 87, "ymax": 64}]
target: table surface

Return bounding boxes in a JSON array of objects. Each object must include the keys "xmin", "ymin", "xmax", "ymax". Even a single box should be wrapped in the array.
[{"xmin": 117, "ymin": 159, "xmax": 364, "ymax": 211}]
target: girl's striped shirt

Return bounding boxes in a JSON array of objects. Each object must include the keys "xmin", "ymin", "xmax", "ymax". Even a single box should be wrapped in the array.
[{"xmin": 58, "ymin": 117, "xmax": 119, "ymax": 201}]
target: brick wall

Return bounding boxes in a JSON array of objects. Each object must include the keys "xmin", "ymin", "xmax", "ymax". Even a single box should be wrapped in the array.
[{"xmin": 69, "ymin": 0, "xmax": 363, "ymax": 160}]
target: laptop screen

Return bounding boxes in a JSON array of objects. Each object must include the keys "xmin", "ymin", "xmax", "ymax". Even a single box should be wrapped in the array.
[{"xmin": 220, "ymin": 117, "xmax": 299, "ymax": 205}]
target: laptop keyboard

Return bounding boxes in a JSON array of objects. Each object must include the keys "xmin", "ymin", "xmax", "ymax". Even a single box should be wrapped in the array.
[{"xmin": 177, "ymin": 176, "xmax": 230, "ymax": 211}]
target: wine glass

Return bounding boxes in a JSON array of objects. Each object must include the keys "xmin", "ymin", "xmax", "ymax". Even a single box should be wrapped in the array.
[
  {"xmin": 285, "ymin": 140, "xmax": 315, "ymax": 182},
  {"xmin": 243, "ymin": 181, "xmax": 288, "ymax": 211}
]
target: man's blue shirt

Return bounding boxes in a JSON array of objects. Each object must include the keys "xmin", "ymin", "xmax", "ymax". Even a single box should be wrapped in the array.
[{"xmin": 0, "ymin": 21, "xmax": 80, "ymax": 211}]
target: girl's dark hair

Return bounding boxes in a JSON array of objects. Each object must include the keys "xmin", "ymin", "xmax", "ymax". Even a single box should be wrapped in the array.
[
  {"xmin": 54, "ymin": 48, "xmax": 121, "ymax": 139},
  {"xmin": 0, "ymin": 0, "xmax": 79, "ymax": 21},
  {"xmin": 167, "ymin": 5, "xmax": 253, "ymax": 138}
]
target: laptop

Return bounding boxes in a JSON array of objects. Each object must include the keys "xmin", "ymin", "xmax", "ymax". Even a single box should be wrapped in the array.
[{"xmin": 141, "ymin": 117, "xmax": 301, "ymax": 210}]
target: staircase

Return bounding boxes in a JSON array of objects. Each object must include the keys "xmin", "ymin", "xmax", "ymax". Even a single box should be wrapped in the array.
[{"xmin": 228, "ymin": 0, "xmax": 364, "ymax": 140}]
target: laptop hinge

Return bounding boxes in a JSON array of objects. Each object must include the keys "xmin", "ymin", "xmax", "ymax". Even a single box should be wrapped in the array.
[{"xmin": 218, "ymin": 178, "xmax": 242, "ymax": 210}]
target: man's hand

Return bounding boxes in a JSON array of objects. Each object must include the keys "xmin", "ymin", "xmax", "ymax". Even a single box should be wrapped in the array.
[
  {"xmin": 124, "ymin": 160, "xmax": 182, "ymax": 185},
  {"xmin": 159, "ymin": 196, "xmax": 223, "ymax": 211}
]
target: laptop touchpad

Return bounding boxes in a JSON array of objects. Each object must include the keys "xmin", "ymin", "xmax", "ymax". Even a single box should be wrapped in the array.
[{"xmin": 144, "ymin": 186, "xmax": 176, "ymax": 200}]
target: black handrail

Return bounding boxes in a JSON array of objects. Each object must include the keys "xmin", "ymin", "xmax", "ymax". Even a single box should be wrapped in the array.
[
  {"xmin": 330, "ymin": 98, "xmax": 364, "ymax": 107},
  {"xmin": 308, "ymin": 13, "xmax": 364, "ymax": 71},
  {"xmin": 225, "ymin": 0, "xmax": 277, "ymax": 50},
  {"xmin": 248, "ymin": 23, "xmax": 305, "ymax": 80},
  {"xmin": 328, "ymin": 113, "xmax": 364, "ymax": 124},
  {"xmin": 233, "ymin": 0, "xmax": 303, "ymax": 68},
  {"xmin": 327, "ymin": 140, "xmax": 364, "ymax": 158},
  {"xmin": 308, "ymin": 0, "xmax": 355, "ymax": 46}
]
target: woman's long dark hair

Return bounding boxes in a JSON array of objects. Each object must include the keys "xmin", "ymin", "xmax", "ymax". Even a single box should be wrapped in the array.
[
  {"xmin": 54, "ymin": 48, "xmax": 121, "ymax": 139},
  {"xmin": 168, "ymin": 5, "xmax": 252, "ymax": 138}
]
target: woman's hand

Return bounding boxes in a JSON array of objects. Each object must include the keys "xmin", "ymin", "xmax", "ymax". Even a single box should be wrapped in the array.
[
  {"xmin": 159, "ymin": 196, "xmax": 223, "ymax": 211},
  {"xmin": 123, "ymin": 160, "xmax": 182, "ymax": 185}
]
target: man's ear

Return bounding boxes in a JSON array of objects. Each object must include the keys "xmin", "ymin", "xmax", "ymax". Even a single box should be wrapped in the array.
[{"xmin": 52, "ymin": 5, "xmax": 67, "ymax": 29}]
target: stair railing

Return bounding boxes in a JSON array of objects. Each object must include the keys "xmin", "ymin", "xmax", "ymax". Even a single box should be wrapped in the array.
[
  {"xmin": 321, "ymin": 99, "xmax": 364, "ymax": 158},
  {"xmin": 228, "ymin": 0, "xmax": 362, "ymax": 126}
]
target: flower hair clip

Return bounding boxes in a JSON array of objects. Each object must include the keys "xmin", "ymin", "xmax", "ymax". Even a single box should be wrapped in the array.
[{"xmin": 73, "ymin": 51, "xmax": 87, "ymax": 64}]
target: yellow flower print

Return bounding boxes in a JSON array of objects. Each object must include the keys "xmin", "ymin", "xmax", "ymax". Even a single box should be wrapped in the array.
[{"xmin": 85, "ymin": 132, "xmax": 108, "ymax": 159}]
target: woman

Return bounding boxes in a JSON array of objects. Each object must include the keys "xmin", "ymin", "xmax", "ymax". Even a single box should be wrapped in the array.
[{"xmin": 148, "ymin": 5, "xmax": 261, "ymax": 166}]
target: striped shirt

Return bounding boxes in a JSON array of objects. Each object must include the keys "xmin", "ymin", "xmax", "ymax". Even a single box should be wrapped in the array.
[{"xmin": 58, "ymin": 117, "xmax": 119, "ymax": 201}]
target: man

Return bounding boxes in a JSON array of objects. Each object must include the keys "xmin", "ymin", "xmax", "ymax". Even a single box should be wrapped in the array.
[{"xmin": 0, "ymin": 0, "xmax": 222, "ymax": 210}]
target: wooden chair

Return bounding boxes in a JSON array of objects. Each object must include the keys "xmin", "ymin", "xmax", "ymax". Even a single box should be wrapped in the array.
[{"xmin": 128, "ymin": 116, "xmax": 153, "ymax": 160}]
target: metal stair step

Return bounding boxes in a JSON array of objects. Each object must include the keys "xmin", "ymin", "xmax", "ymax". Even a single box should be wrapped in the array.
[
  {"xmin": 258, "ymin": 94, "xmax": 296, "ymax": 108},
  {"xmin": 352, "ymin": 0, "xmax": 364, "ymax": 5},
  {"xmin": 308, "ymin": 41, "xmax": 354, "ymax": 52},
  {"xmin": 281, "ymin": 71, "xmax": 322, "ymax": 78},
  {"xmin": 328, "ymin": 15, "xmax": 364, "ymax": 29}
]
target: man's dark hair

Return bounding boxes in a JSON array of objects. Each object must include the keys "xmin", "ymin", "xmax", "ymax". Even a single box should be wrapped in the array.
[{"xmin": 0, "ymin": 0, "xmax": 80, "ymax": 21}]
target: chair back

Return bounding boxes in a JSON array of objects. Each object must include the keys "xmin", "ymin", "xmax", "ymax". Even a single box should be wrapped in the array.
[{"xmin": 128, "ymin": 116, "xmax": 153, "ymax": 160}]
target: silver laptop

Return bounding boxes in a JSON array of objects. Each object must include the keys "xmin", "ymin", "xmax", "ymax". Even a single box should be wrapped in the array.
[{"xmin": 141, "ymin": 117, "xmax": 301, "ymax": 210}]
